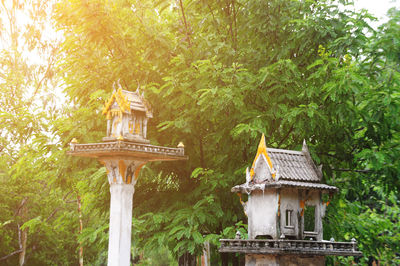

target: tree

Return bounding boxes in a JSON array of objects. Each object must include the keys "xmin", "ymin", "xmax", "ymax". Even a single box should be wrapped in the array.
[
  {"xmin": 1, "ymin": 0, "xmax": 398, "ymax": 264},
  {"xmin": 53, "ymin": 0, "xmax": 400, "ymax": 264},
  {"xmin": 0, "ymin": 1, "xmax": 78, "ymax": 265}
]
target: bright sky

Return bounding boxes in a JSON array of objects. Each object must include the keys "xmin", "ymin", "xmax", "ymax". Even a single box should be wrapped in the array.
[
  {"xmin": 1, "ymin": 0, "xmax": 398, "ymax": 97},
  {"xmin": 354, "ymin": 0, "xmax": 399, "ymax": 25}
]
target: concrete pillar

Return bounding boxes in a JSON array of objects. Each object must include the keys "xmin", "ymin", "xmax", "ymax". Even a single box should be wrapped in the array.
[
  {"xmin": 102, "ymin": 158, "xmax": 146, "ymax": 266},
  {"xmin": 108, "ymin": 184, "xmax": 135, "ymax": 266},
  {"xmin": 245, "ymin": 254, "xmax": 325, "ymax": 266}
]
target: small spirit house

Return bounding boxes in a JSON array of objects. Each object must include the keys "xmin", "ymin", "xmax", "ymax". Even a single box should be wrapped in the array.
[
  {"xmin": 68, "ymin": 85, "xmax": 187, "ymax": 266},
  {"xmin": 219, "ymin": 135, "xmax": 361, "ymax": 266},
  {"xmin": 102, "ymin": 86, "xmax": 153, "ymax": 143}
]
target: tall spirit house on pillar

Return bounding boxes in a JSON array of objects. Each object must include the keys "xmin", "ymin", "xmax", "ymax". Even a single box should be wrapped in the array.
[
  {"xmin": 68, "ymin": 86, "xmax": 187, "ymax": 266},
  {"xmin": 102, "ymin": 87, "xmax": 152, "ymax": 144},
  {"xmin": 219, "ymin": 135, "xmax": 361, "ymax": 266}
]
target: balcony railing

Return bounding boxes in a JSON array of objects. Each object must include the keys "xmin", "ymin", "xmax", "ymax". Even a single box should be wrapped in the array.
[
  {"xmin": 69, "ymin": 141, "xmax": 187, "ymax": 159},
  {"xmin": 219, "ymin": 239, "xmax": 362, "ymax": 257}
]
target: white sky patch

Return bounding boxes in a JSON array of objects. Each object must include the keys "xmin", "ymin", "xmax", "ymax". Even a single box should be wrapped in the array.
[
  {"xmin": 353, "ymin": 0, "xmax": 399, "ymax": 26},
  {"xmin": 1, "ymin": 0, "xmax": 398, "ymax": 107}
]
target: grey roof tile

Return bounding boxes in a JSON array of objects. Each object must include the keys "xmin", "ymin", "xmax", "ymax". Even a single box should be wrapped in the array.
[
  {"xmin": 267, "ymin": 148, "xmax": 320, "ymax": 182},
  {"xmin": 234, "ymin": 142, "xmax": 334, "ymax": 193}
]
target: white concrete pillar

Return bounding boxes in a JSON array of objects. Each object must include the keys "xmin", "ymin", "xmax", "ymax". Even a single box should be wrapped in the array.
[
  {"xmin": 108, "ymin": 184, "xmax": 135, "ymax": 266},
  {"xmin": 102, "ymin": 159, "xmax": 146, "ymax": 266}
]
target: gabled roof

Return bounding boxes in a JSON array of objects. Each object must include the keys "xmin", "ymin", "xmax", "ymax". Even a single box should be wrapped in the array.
[
  {"xmin": 102, "ymin": 87, "xmax": 153, "ymax": 119},
  {"xmin": 232, "ymin": 135, "xmax": 337, "ymax": 193},
  {"xmin": 250, "ymin": 134, "xmax": 275, "ymax": 180},
  {"xmin": 267, "ymin": 145, "xmax": 321, "ymax": 182},
  {"xmin": 123, "ymin": 90, "xmax": 153, "ymax": 118}
]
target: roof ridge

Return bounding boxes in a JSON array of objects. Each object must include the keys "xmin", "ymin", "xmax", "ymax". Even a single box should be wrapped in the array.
[
  {"xmin": 302, "ymin": 140, "xmax": 323, "ymax": 180},
  {"xmin": 267, "ymin": 147, "xmax": 303, "ymax": 155}
]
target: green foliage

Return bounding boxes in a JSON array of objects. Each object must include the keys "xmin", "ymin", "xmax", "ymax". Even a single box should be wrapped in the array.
[
  {"xmin": 52, "ymin": 0, "xmax": 400, "ymax": 263},
  {"xmin": 1, "ymin": 0, "xmax": 399, "ymax": 264}
]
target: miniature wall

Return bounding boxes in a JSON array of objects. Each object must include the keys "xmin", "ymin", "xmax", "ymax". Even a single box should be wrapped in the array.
[
  {"xmin": 247, "ymin": 190, "xmax": 278, "ymax": 239},
  {"xmin": 277, "ymin": 189, "xmax": 326, "ymax": 240},
  {"xmin": 280, "ymin": 188, "xmax": 300, "ymax": 238}
]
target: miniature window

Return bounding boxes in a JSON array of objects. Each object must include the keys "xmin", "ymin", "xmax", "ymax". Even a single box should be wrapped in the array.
[
  {"xmin": 285, "ymin": 209, "xmax": 293, "ymax": 227},
  {"xmin": 304, "ymin": 206, "xmax": 316, "ymax": 232}
]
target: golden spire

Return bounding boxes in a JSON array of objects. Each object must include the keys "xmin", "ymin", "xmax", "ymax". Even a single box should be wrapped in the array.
[
  {"xmin": 177, "ymin": 142, "xmax": 185, "ymax": 148},
  {"xmin": 249, "ymin": 134, "xmax": 274, "ymax": 179},
  {"xmin": 102, "ymin": 87, "xmax": 130, "ymax": 119}
]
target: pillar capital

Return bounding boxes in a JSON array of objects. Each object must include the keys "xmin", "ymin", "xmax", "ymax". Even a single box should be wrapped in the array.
[{"xmin": 101, "ymin": 158, "xmax": 147, "ymax": 185}]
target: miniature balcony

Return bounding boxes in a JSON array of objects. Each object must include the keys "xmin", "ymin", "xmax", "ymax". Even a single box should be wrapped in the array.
[
  {"xmin": 219, "ymin": 239, "xmax": 362, "ymax": 257},
  {"xmin": 68, "ymin": 140, "xmax": 187, "ymax": 161}
]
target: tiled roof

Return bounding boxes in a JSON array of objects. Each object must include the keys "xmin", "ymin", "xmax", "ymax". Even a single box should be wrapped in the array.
[
  {"xmin": 267, "ymin": 147, "xmax": 321, "ymax": 182},
  {"xmin": 234, "ymin": 138, "xmax": 336, "ymax": 192},
  {"xmin": 124, "ymin": 90, "xmax": 153, "ymax": 117},
  {"xmin": 231, "ymin": 181, "xmax": 338, "ymax": 193}
]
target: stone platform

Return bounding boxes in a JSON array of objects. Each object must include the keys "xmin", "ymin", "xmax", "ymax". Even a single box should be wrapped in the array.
[{"xmin": 219, "ymin": 239, "xmax": 362, "ymax": 257}]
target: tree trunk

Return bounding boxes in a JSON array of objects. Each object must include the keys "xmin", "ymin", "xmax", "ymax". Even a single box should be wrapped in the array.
[
  {"xmin": 232, "ymin": 253, "xmax": 239, "ymax": 266},
  {"xmin": 221, "ymin": 252, "xmax": 229, "ymax": 266},
  {"xmin": 240, "ymin": 254, "xmax": 245, "ymax": 266},
  {"xmin": 201, "ymin": 241, "xmax": 210, "ymax": 266},
  {"xmin": 178, "ymin": 252, "xmax": 196, "ymax": 266},
  {"xmin": 18, "ymin": 198, "xmax": 28, "ymax": 266},
  {"xmin": 77, "ymin": 194, "xmax": 84, "ymax": 266},
  {"xmin": 18, "ymin": 226, "xmax": 27, "ymax": 266}
]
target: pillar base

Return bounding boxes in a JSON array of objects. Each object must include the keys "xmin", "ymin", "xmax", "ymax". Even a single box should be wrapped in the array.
[
  {"xmin": 245, "ymin": 254, "xmax": 325, "ymax": 266},
  {"xmin": 108, "ymin": 184, "xmax": 135, "ymax": 266}
]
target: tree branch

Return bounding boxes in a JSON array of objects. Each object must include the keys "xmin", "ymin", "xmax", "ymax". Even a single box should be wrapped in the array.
[
  {"xmin": 278, "ymin": 125, "xmax": 294, "ymax": 147},
  {"xmin": 178, "ymin": 0, "xmax": 191, "ymax": 45},
  {"xmin": 0, "ymin": 249, "xmax": 23, "ymax": 261},
  {"xmin": 232, "ymin": 0, "xmax": 237, "ymax": 51},
  {"xmin": 332, "ymin": 168, "xmax": 371, "ymax": 173},
  {"xmin": 207, "ymin": 3, "xmax": 221, "ymax": 36},
  {"xmin": 31, "ymin": 51, "xmax": 55, "ymax": 100},
  {"xmin": 46, "ymin": 207, "xmax": 61, "ymax": 222}
]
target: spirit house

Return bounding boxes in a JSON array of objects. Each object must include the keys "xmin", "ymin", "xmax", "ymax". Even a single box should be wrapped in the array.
[
  {"xmin": 102, "ymin": 86, "xmax": 152, "ymax": 143},
  {"xmin": 219, "ymin": 135, "xmax": 361, "ymax": 266},
  {"xmin": 68, "ymin": 86, "xmax": 187, "ymax": 266}
]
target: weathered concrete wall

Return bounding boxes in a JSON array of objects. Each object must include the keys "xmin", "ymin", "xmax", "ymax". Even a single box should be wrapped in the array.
[
  {"xmin": 248, "ymin": 188, "xmax": 326, "ymax": 240},
  {"xmin": 246, "ymin": 254, "xmax": 325, "ymax": 266},
  {"xmin": 246, "ymin": 254, "xmax": 277, "ymax": 266},
  {"xmin": 248, "ymin": 190, "xmax": 278, "ymax": 239},
  {"xmin": 280, "ymin": 188, "xmax": 299, "ymax": 238}
]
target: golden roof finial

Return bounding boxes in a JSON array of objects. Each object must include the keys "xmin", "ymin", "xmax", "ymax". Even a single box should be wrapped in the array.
[
  {"xmin": 102, "ymin": 87, "xmax": 130, "ymax": 119},
  {"xmin": 117, "ymin": 135, "xmax": 124, "ymax": 141},
  {"xmin": 71, "ymin": 138, "xmax": 78, "ymax": 144},
  {"xmin": 177, "ymin": 142, "xmax": 185, "ymax": 148},
  {"xmin": 249, "ymin": 134, "xmax": 274, "ymax": 179}
]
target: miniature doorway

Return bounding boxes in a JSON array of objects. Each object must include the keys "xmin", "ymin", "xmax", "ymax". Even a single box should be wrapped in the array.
[{"xmin": 304, "ymin": 206, "xmax": 316, "ymax": 232}]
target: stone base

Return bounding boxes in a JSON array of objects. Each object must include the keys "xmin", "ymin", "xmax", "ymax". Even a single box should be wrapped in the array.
[
  {"xmin": 102, "ymin": 135, "xmax": 150, "ymax": 144},
  {"xmin": 245, "ymin": 254, "xmax": 324, "ymax": 266}
]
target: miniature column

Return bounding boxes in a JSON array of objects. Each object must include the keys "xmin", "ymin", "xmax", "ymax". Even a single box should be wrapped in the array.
[{"xmin": 103, "ymin": 158, "xmax": 145, "ymax": 266}]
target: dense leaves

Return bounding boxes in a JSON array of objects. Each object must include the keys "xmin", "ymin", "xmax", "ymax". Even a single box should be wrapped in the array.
[{"xmin": 0, "ymin": 0, "xmax": 399, "ymax": 265}]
